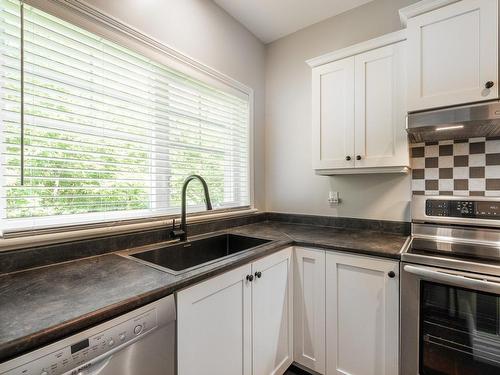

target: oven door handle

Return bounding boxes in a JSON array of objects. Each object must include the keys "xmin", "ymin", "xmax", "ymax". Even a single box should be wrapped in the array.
[{"xmin": 403, "ymin": 265, "xmax": 500, "ymax": 293}]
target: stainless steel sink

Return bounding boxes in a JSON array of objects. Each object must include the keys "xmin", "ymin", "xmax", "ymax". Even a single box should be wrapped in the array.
[{"xmin": 124, "ymin": 233, "xmax": 271, "ymax": 274}]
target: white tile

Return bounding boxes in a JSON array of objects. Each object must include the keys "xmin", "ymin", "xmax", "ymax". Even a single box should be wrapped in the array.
[
  {"xmin": 426, "ymin": 190, "xmax": 439, "ymax": 196},
  {"xmin": 438, "ymin": 156, "xmax": 453, "ymax": 168},
  {"xmin": 439, "ymin": 140, "xmax": 454, "ymax": 145},
  {"xmin": 439, "ymin": 179, "xmax": 453, "ymax": 191},
  {"xmin": 425, "ymin": 168, "xmax": 438, "ymax": 179},
  {"xmin": 411, "ymin": 157, "xmax": 425, "ymax": 169},
  {"xmin": 425, "ymin": 144, "xmax": 438, "ymax": 157},
  {"xmin": 469, "ymin": 154, "xmax": 485, "ymax": 167},
  {"xmin": 470, "ymin": 137, "xmax": 486, "ymax": 142},
  {"xmin": 412, "ymin": 179, "xmax": 424, "ymax": 191},
  {"xmin": 486, "ymin": 139, "xmax": 500, "ymax": 153},
  {"xmin": 485, "ymin": 191, "xmax": 500, "ymax": 197},
  {"xmin": 453, "ymin": 142, "xmax": 468, "ymax": 155},
  {"xmin": 454, "ymin": 190, "xmax": 469, "ymax": 196},
  {"xmin": 453, "ymin": 167, "xmax": 469, "ymax": 179},
  {"xmin": 469, "ymin": 178, "xmax": 485, "ymax": 191},
  {"xmin": 485, "ymin": 165, "xmax": 500, "ymax": 178}
]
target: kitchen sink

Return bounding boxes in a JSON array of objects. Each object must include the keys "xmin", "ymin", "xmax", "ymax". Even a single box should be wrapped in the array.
[{"xmin": 127, "ymin": 233, "xmax": 271, "ymax": 274}]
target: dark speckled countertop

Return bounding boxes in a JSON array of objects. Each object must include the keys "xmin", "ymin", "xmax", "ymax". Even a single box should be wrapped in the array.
[{"xmin": 0, "ymin": 221, "xmax": 409, "ymax": 362}]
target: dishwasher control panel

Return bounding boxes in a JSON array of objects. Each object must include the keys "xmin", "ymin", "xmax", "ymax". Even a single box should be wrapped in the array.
[{"xmin": 1, "ymin": 308, "xmax": 157, "ymax": 375}]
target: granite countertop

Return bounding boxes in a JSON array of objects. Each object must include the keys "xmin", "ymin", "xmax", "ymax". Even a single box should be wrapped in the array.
[{"xmin": 0, "ymin": 221, "xmax": 409, "ymax": 362}]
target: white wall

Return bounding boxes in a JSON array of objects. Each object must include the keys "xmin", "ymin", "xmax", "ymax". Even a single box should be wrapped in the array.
[
  {"xmin": 82, "ymin": 0, "xmax": 267, "ymax": 210},
  {"xmin": 265, "ymin": 0, "xmax": 419, "ymax": 222}
]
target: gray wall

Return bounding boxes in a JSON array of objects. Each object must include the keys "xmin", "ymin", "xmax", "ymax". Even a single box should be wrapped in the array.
[
  {"xmin": 83, "ymin": 0, "xmax": 267, "ymax": 210},
  {"xmin": 265, "ymin": 0, "xmax": 420, "ymax": 221}
]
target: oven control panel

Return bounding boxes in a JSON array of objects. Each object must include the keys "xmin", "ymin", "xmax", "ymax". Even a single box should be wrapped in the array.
[
  {"xmin": 1, "ymin": 309, "xmax": 157, "ymax": 375},
  {"xmin": 426, "ymin": 199, "xmax": 500, "ymax": 219}
]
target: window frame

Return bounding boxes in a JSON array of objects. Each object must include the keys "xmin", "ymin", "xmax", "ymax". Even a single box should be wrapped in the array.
[{"xmin": 0, "ymin": 0, "xmax": 255, "ymax": 236}]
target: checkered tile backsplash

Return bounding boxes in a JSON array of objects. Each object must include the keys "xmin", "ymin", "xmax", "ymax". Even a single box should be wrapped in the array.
[{"xmin": 411, "ymin": 137, "xmax": 500, "ymax": 196}]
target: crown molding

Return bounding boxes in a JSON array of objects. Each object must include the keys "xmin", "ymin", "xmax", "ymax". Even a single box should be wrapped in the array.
[
  {"xmin": 306, "ymin": 29, "xmax": 406, "ymax": 68},
  {"xmin": 399, "ymin": 0, "xmax": 461, "ymax": 26}
]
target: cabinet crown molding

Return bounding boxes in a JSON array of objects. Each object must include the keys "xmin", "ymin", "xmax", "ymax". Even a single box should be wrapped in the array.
[
  {"xmin": 306, "ymin": 30, "xmax": 406, "ymax": 68},
  {"xmin": 399, "ymin": 0, "xmax": 461, "ymax": 26}
]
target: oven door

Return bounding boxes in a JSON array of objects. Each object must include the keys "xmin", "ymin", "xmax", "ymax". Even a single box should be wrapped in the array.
[{"xmin": 401, "ymin": 262, "xmax": 500, "ymax": 375}]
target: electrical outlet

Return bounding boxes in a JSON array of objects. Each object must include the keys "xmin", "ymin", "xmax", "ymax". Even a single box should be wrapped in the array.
[{"xmin": 328, "ymin": 191, "xmax": 339, "ymax": 205}]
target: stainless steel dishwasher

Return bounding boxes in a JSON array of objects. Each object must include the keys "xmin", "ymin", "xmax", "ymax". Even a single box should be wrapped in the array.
[{"xmin": 0, "ymin": 294, "xmax": 175, "ymax": 375}]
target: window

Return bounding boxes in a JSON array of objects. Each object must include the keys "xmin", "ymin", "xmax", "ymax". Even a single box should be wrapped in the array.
[{"xmin": 0, "ymin": 0, "xmax": 251, "ymax": 233}]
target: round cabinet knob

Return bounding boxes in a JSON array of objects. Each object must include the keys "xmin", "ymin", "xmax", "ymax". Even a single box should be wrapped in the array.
[
  {"xmin": 356, "ymin": 155, "xmax": 362, "ymax": 161},
  {"xmin": 246, "ymin": 274, "xmax": 254, "ymax": 282},
  {"xmin": 345, "ymin": 156, "xmax": 351, "ymax": 161},
  {"xmin": 388, "ymin": 271, "xmax": 396, "ymax": 278},
  {"xmin": 255, "ymin": 271, "xmax": 262, "ymax": 279},
  {"xmin": 486, "ymin": 81, "xmax": 495, "ymax": 89}
]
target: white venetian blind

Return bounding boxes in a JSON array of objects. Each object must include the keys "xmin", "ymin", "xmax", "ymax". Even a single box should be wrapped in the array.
[{"xmin": 0, "ymin": 0, "xmax": 250, "ymax": 232}]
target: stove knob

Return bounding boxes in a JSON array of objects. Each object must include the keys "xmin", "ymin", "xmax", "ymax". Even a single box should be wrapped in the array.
[
  {"xmin": 119, "ymin": 333, "xmax": 126, "ymax": 341},
  {"xmin": 108, "ymin": 339, "xmax": 115, "ymax": 346},
  {"xmin": 41, "ymin": 371, "xmax": 48, "ymax": 375}
]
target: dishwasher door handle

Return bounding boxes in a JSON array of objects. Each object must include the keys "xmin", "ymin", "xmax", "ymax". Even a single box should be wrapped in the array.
[
  {"xmin": 61, "ymin": 354, "xmax": 113, "ymax": 375},
  {"xmin": 403, "ymin": 264, "xmax": 500, "ymax": 293}
]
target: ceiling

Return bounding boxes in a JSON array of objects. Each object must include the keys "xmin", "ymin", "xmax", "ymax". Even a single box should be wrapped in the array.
[{"xmin": 213, "ymin": 0, "xmax": 374, "ymax": 44}]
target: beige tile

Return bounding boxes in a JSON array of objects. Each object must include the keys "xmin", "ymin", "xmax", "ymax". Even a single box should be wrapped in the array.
[
  {"xmin": 425, "ymin": 168, "xmax": 438, "ymax": 179},
  {"xmin": 438, "ymin": 156, "xmax": 453, "ymax": 168},
  {"xmin": 412, "ymin": 179, "xmax": 424, "ymax": 191},
  {"xmin": 469, "ymin": 178, "xmax": 485, "ymax": 191},
  {"xmin": 425, "ymin": 144, "xmax": 438, "ymax": 157},
  {"xmin": 486, "ymin": 139, "xmax": 500, "ymax": 153},
  {"xmin": 439, "ymin": 179, "xmax": 453, "ymax": 191},
  {"xmin": 453, "ymin": 167, "xmax": 469, "ymax": 179},
  {"xmin": 469, "ymin": 154, "xmax": 485, "ymax": 167},
  {"xmin": 453, "ymin": 142, "xmax": 468, "ymax": 155},
  {"xmin": 411, "ymin": 157, "xmax": 425, "ymax": 169},
  {"xmin": 485, "ymin": 165, "xmax": 500, "ymax": 178}
]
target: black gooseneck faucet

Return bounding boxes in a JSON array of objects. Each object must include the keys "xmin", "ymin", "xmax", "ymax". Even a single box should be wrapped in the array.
[{"xmin": 170, "ymin": 175, "xmax": 212, "ymax": 242}]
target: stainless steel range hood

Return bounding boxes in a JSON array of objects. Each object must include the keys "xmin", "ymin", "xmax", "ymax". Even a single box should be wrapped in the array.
[{"xmin": 406, "ymin": 100, "xmax": 500, "ymax": 143}]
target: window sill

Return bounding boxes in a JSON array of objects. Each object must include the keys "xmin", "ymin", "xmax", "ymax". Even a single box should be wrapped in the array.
[{"xmin": 0, "ymin": 208, "xmax": 259, "ymax": 252}]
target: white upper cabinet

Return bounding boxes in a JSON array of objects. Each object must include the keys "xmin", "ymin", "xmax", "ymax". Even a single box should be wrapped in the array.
[
  {"xmin": 405, "ymin": 0, "xmax": 498, "ymax": 111},
  {"xmin": 308, "ymin": 31, "xmax": 409, "ymax": 175},
  {"xmin": 354, "ymin": 43, "xmax": 409, "ymax": 168},
  {"xmin": 312, "ymin": 58, "xmax": 355, "ymax": 170}
]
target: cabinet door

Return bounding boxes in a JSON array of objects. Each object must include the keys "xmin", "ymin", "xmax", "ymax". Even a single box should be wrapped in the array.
[
  {"xmin": 252, "ymin": 247, "xmax": 293, "ymax": 375},
  {"xmin": 354, "ymin": 42, "xmax": 409, "ymax": 168},
  {"xmin": 312, "ymin": 57, "xmax": 355, "ymax": 170},
  {"xmin": 177, "ymin": 264, "xmax": 252, "ymax": 375},
  {"xmin": 293, "ymin": 247, "xmax": 326, "ymax": 374},
  {"xmin": 325, "ymin": 252, "xmax": 399, "ymax": 375},
  {"xmin": 407, "ymin": 0, "xmax": 498, "ymax": 111}
]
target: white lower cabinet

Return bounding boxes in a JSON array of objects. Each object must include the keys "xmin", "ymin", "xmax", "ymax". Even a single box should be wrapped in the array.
[
  {"xmin": 177, "ymin": 263, "xmax": 252, "ymax": 375},
  {"xmin": 293, "ymin": 247, "xmax": 326, "ymax": 374},
  {"xmin": 178, "ymin": 246, "xmax": 399, "ymax": 375},
  {"xmin": 252, "ymin": 248, "xmax": 294, "ymax": 375},
  {"xmin": 177, "ymin": 247, "xmax": 293, "ymax": 375},
  {"xmin": 325, "ymin": 252, "xmax": 399, "ymax": 375}
]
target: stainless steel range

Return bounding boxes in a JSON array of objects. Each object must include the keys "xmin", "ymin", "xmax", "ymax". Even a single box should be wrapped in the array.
[{"xmin": 401, "ymin": 195, "xmax": 500, "ymax": 375}]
